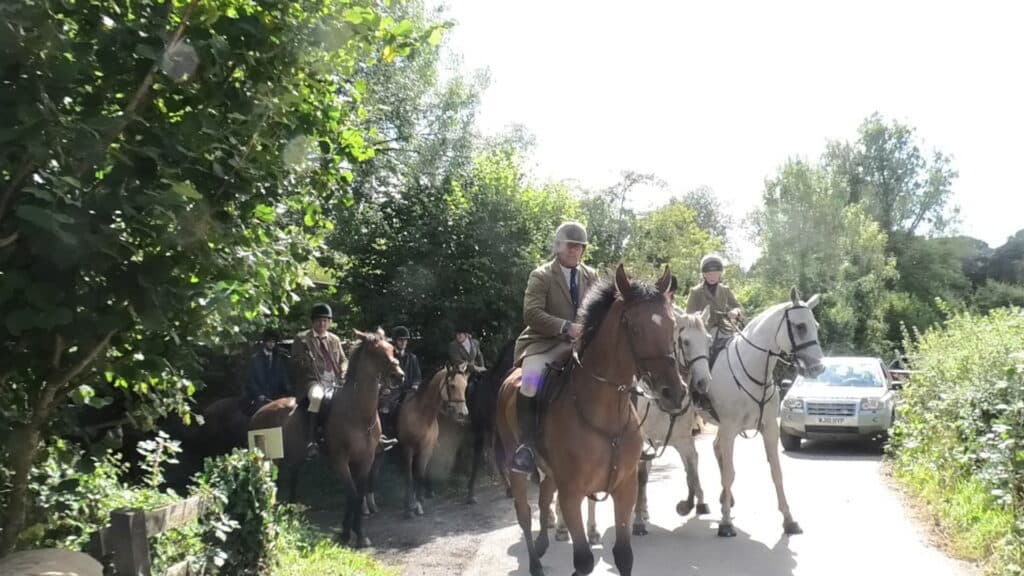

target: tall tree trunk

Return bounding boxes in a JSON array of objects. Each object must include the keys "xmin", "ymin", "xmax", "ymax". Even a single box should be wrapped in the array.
[{"xmin": 1, "ymin": 413, "xmax": 47, "ymax": 555}]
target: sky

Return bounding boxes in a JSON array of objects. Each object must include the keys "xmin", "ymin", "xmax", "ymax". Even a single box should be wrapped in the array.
[{"xmin": 432, "ymin": 0, "xmax": 1023, "ymax": 265}]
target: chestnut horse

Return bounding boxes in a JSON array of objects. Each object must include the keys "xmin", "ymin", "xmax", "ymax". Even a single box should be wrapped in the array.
[
  {"xmin": 397, "ymin": 362, "xmax": 470, "ymax": 518},
  {"xmin": 250, "ymin": 329, "xmax": 402, "ymax": 547},
  {"xmin": 496, "ymin": 264, "xmax": 686, "ymax": 576}
]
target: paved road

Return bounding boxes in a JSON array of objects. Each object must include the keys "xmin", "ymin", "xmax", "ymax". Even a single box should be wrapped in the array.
[{"xmin": 449, "ymin": 433, "xmax": 978, "ymax": 576}]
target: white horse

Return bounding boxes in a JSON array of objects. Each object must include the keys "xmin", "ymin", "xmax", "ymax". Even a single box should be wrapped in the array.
[
  {"xmin": 552, "ymin": 307, "xmax": 715, "ymax": 540},
  {"xmin": 706, "ymin": 288, "xmax": 825, "ymax": 537}
]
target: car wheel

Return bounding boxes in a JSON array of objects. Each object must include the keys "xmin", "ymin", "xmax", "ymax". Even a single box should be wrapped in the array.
[{"xmin": 781, "ymin": 432, "xmax": 801, "ymax": 452}]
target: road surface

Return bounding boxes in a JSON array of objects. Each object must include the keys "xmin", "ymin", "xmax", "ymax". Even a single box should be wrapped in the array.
[{"xmin": 316, "ymin": 432, "xmax": 979, "ymax": 576}]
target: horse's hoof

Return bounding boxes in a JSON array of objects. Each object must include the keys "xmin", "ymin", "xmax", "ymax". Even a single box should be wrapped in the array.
[
  {"xmin": 555, "ymin": 527, "xmax": 569, "ymax": 542},
  {"xmin": 784, "ymin": 521, "xmax": 803, "ymax": 535},
  {"xmin": 676, "ymin": 500, "xmax": 694, "ymax": 516},
  {"xmin": 696, "ymin": 503, "xmax": 711, "ymax": 516},
  {"xmin": 336, "ymin": 531, "xmax": 351, "ymax": 546},
  {"xmin": 632, "ymin": 522, "xmax": 648, "ymax": 537},
  {"xmin": 415, "ymin": 502, "xmax": 425, "ymax": 516},
  {"xmin": 641, "ymin": 509, "xmax": 650, "ymax": 522},
  {"xmin": 535, "ymin": 532, "xmax": 550, "ymax": 558},
  {"xmin": 355, "ymin": 536, "xmax": 371, "ymax": 549},
  {"xmin": 529, "ymin": 560, "xmax": 545, "ymax": 576},
  {"xmin": 717, "ymin": 524, "xmax": 737, "ymax": 538},
  {"xmin": 466, "ymin": 494, "xmax": 479, "ymax": 505},
  {"xmin": 505, "ymin": 487, "xmax": 514, "ymax": 499},
  {"xmin": 588, "ymin": 529, "xmax": 601, "ymax": 545}
]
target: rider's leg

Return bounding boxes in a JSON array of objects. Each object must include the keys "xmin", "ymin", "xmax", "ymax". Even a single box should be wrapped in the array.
[
  {"xmin": 306, "ymin": 384, "xmax": 326, "ymax": 458},
  {"xmin": 511, "ymin": 356, "xmax": 543, "ymax": 474}
]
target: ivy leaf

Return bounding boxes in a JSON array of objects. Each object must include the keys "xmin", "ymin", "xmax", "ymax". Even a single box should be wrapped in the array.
[
  {"xmin": 253, "ymin": 204, "xmax": 276, "ymax": 223},
  {"xmin": 171, "ymin": 181, "xmax": 202, "ymax": 200}
]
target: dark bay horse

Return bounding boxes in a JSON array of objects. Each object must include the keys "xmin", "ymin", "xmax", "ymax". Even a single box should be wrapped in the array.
[
  {"xmin": 496, "ymin": 264, "xmax": 686, "ymax": 576},
  {"xmin": 466, "ymin": 337, "xmax": 516, "ymax": 504},
  {"xmin": 397, "ymin": 363, "xmax": 470, "ymax": 518},
  {"xmin": 250, "ymin": 329, "xmax": 402, "ymax": 547}
]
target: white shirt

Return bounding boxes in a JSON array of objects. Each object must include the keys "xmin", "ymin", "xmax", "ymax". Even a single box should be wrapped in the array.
[
  {"xmin": 560, "ymin": 264, "xmax": 578, "ymax": 291},
  {"xmin": 462, "ymin": 338, "xmax": 473, "ymax": 354}
]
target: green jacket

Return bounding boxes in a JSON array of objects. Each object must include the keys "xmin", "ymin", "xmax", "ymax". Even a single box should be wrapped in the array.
[
  {"xmin": 448, "ymin": 338, "xmax": 485, "ymax": 372},
  {"xmin": 513, "ymin": 258, "xmax": 599, "ymax": 364},
  {"xmin": 685, "ymin": 281, "xmax": 741, "ymax": 332}
]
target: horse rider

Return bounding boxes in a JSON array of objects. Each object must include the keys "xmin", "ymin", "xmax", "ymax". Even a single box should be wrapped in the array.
[
  {"xmin": 686, "ymin": 253, "xmax": 744, "ymax": 366},
  {"xmin": 292, "ymin": 303, "xmax": 397, "ymax": 458},
  {"xmin": 448, "ymin": 324, "xmax": 486, "ymax": 395},
  {"xmin": 511, "ymin": 221, "xmax": 598, "ymax": 474},
  {"xmin": 379, "ymin": 325, "xmax": 422, "ymax": 438},
  {"xmin": 243, "ymin": 326, "xmax": 290, "ymax": 415}
]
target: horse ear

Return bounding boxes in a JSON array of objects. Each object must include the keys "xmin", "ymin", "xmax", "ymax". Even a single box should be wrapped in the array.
[
  {"xmin": 701, "ymin": 305, "xmax": 711, "ymax": 326},
  {"xmin": 655, "ymin": 265, "xmax": 672, "ymax": 294},
  {"xmin": 459, "ymin": 361, "xmax": 468, "ymax": 374},
  {"xmin": 353, "ymin": 329, "xmax": 367, "ymax": 339},
  {"xmin": 615, "ymin": 263, "xmax": 633, "ymax": 300},
  {"xmin": 806, "ymin": 294, "xmax": 821, "ymax": 309},
  {"xmin": 790, "ymin": 286, "xmax": 801, "ymax": 305}
]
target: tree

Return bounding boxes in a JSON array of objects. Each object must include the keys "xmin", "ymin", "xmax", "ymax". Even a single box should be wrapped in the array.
[
  {"xmin": 0, "ymin": 0, "xmax": 438, "ymax": 553},
  {"xmin": 578, "ymin": 171, "xmax": 663, "ymax": 269},
  {"xmin": 987, "ymin": 229, "xmax": 1024, "ymax": 285},
  {"xmin": 749, "ymin": 160, "xmax": 895, "ymax": 353},
  {"xmin": 624, "ymin": 200, "xmax": 722, "ymax": 287},
  {"xmin": 825, "ymin": 113, "xmax": 959, "ymax": 248},
  {"xmin": 677, "ymin": 186, "xmax": 734, "ymax": 253}
]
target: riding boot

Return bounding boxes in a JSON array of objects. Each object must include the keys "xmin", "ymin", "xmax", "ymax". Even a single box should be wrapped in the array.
[
  {"xmin": 511, "ymin": 394, "xmax": 538, "ymax": 474},
  {"xmin": 305, "ymin": 413, "xmax": 319, "ymax": 460}
]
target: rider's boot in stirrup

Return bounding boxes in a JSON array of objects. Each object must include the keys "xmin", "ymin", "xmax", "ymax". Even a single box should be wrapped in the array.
[{"xmin": 511, "ymin": 394, "xmax": 538, "ymax": 474}]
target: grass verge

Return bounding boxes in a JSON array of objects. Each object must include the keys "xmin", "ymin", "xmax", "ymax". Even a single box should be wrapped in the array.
[{"xmin": 273, "ymin": 505, "xmax": 397, "ymax": 576}]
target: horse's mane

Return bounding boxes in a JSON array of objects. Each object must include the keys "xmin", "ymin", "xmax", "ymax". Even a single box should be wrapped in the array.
[
  {"xmin": 344, "ymin": 331, "xmax": 386, "ymax": 383},
  {"xmin": 744, "ymin": 301, "xmax": 795, "ymax": 334},
  {"xmin": 578, "ymin": 276, "xmax": 663, "ymax": 354}
]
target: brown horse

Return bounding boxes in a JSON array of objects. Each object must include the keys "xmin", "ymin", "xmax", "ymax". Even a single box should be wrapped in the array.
[
  {"xmin": 397, "ymin": 362, "xmax": 471, "ymax": 518},
  {"xmin": 250, "ymin": 328, "xmax": 402, "ymax": 547},
  {"xmin": 496, "ymin": 264, "xmax": 685, "ymax": 576},
  {"xmin": 197, "ymin": 396, "xmax": 251, "ymax": 457}
]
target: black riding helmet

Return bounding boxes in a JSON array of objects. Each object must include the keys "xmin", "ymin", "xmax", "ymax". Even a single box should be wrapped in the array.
[
  {"xmin": 310, "ymin": 302, "xmax": 333, "ymax": 319},
  {"xmin": 392, "ymin": 325, "xmax": 411, "ymax": 340},
  {"xmin": 700, "ymin": 254, "xmax": 724, "ymax": 273}
]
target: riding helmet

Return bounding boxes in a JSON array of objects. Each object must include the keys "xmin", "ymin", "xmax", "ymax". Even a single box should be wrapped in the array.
[
  {"xmin": 700, "ymin": 254, "xmax": 724, "ymax": 273},
  {"xmin": 310, "ymin": 302, "xmax": 333, "ymax": 319},
  {"xmin": 554, "ymin": 221, "xmax": 588, "ymax": 246},
  {"xmin": 392, "ymin": 326, "xmax": 411, "ymax": 339}
]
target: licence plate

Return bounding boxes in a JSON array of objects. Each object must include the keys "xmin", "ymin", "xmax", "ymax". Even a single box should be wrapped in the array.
[{"xmin": 816, "ymin": 416, "xmax": 852, "ymax": 425}]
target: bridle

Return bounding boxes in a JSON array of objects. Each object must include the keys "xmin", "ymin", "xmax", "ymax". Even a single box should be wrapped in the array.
[
  {"xmin": 439, "ymin": 365, "xmax": 467, "ymax": 417},
  {"xmin": 726, "ymin": 304, "xmax": 820, "ymax": 437},
  {"xmin": 571, "ymin": 296, "xmax": 682, "ymax": 500}
]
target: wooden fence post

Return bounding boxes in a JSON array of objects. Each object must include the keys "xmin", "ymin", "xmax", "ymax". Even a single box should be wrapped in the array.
[{"xmin": 109, "ymin": 508, "xmax": 150, "ymax": 576}]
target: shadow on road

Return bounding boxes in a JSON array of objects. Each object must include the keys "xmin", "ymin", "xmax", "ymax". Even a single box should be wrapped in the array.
[
  {"xmin": 503, "ymin": 516, "xmax": 797, "ymax": 576},
  {"xmin": 783, "ymin": 439, "xmax": 883, "ymax": 462}
]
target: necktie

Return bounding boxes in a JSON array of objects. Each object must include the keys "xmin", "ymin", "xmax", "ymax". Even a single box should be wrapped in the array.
[
  {"xmin": 570, "ymin": 267, "xmax": 579, "ymax": 308},
  {"xmin": 319, "ymin": 338, "xmax": 339, "ymax": 374}
]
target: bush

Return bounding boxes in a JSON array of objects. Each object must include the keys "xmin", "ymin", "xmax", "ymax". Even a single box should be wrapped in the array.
[
  {"xmin": 193, "ymin": 449, "xmax": 278, "ymax": 575},
  {"xmin": 890, "ymin": 307, "xmax": 1024, "ymax": 575},
  {"xmin": 273, "ymin": 505, "xmax": 397, "ymax": 576}
]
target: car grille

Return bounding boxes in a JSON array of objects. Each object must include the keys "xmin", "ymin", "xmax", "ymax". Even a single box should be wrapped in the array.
[{"xmin": 806, "ymin": 402, "xmax": 857, "ymax": 417}]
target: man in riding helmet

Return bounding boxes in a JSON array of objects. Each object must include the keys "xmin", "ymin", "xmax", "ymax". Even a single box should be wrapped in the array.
[
  {"xmin": 686, "ymin": 254, "xmax": 743, "ymax": 339},
  {"xmin": 292, "ymin": 303, "xmax": 396, "ymax": 458},
  {"xmin": 379, "ymin": 325, "xmax": 421, "ymax": 439},
  {"xmin": 511, "ymin": 221, "xmax": 599, "ymax": 474},
  {"xmin": 448, "ymin": 325, "xmax": 486, "ymax": 375},
  {"xmin": 244, "ymin": 326, "xmax": 290, "ymax": 412}
]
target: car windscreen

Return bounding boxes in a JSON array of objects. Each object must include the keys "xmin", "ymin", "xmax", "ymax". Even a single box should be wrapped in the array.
[{"xmin": 795, "ymin": 360, "xmax": 884, "ymax": 388}]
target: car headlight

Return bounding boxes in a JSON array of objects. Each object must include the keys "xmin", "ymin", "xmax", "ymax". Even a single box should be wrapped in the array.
[
  {"xmin": 861, "ymin": 398, "xmax": 881, "ymax": 410},
  {"xmin": 783, "ymin": 397, "xmax": 803, "ymax": 410}
]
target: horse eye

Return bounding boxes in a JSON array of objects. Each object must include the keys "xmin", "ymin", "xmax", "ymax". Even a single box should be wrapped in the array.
[
  {"xmin": 796, "ymin": 324, "xmax": 808, "ymax": 336},
  {"xmin": 682, "ymin": 339, "xmax": 690, "ymax": 348}
]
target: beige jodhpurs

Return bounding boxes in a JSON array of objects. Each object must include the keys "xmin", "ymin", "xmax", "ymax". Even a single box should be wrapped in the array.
[{"xmin": 520, "ymin": 341, "xmax": 572, "ymax": 398}]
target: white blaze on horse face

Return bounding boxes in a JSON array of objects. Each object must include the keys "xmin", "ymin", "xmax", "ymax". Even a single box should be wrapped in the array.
[{"xmin": 651, "ymin": 313, "xmax": 663, "ymax": 327}]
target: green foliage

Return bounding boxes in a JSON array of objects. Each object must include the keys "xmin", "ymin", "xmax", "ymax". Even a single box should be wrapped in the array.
[
  {"xmin": 273, "ymin": 505, "xmax": 397, "ymax": 576},
  {"xmin": 975, "ymin": 281, "xmax": 1024, "ymax": 312},
  {"xmin": 890, "ymin": 308, "xmax": 1024, "ymax": 574},
  {"xmin": 989, "ymin": 230, "xmax": 1024, "ymax": 285},
  {"xmin": 749, "ymin": 160, "xmax": 895, "ymax": 353},
  {"xmin": 624, "ymin": 199, "xmax": 722, "ymax": 285},
  {"xmin": 0, "ymin": 0, "xmax": 441, "ymax": 550},
  {"xmin": 194, "ymin": 450, "xmax": 278, "ymax": 575}
]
